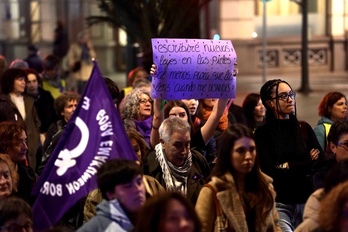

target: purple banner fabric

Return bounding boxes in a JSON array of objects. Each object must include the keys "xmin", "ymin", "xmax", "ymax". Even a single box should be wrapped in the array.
[
  {"xmin": 32, "ymin": 61, "xmax": 137, "ymax": 231},
  {"xmin": 151, "ymin": 38, "xmax": 237, "ymax": 100}
]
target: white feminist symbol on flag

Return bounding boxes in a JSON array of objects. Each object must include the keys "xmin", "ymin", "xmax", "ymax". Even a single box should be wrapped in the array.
[{"xmin": 54, "ymin": 117, "xmax": 89, "ymax": 176}]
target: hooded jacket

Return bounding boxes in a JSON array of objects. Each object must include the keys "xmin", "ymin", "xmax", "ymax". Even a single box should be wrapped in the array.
[
  {"xmin": 77, "ymin": 199, "xmax": 133, "ymax": 232},
  {"xmin": 313, "ymin": 117, "xmax": 333, "ymax": 151}
]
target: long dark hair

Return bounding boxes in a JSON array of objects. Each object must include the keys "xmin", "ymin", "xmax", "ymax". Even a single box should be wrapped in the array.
[
  {"xmin": 260, "ymin": 79, "xmax": 307, "ymax": 157},
  {"xmin": 242, "ymin": 93, "xmax": 264, "ymax": 130},
  {"xmin": 213, "ymin": 124, "xmax": 274, "ymax": 229}
]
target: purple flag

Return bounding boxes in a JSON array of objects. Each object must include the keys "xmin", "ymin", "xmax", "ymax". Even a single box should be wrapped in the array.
[{"xmin": 32, "ymin": 61, "xmax": 137, "ymax": 231}]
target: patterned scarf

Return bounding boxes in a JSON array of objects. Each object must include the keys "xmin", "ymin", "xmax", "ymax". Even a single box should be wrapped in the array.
[{"xmin": 155, "ymin": 143, "xmax": 192, "ymax": 195}]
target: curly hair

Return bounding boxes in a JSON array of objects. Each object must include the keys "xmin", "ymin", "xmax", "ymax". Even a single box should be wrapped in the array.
[
  {"xmin": 318, "ymin": 92, "xmax": 347, "ymax": 118},
  {"xmin": 318, "ymin": 180, "xmax": 348, "ymax": 231},
  {"xmin": 0, "ymin": 153, "xmax": 18, "ymax": 193},
  {"xmin": 121, "ymin": 88, "xmax": 152, "ymax": 121},
  {"xmin": 0, "ymin": 122, "xmax": 24, "ymax": 155},
  {"xmin": 54, "ymin": 92, "xmax": 80, "ymax": 117}
]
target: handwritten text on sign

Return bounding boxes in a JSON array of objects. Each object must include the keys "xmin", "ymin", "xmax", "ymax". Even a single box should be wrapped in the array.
[{"xmin": 151, "ymin": 38, "xmax": 237, "ymax": 100}]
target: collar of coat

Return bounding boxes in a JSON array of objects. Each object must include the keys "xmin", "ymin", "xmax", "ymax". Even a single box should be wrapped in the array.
[{"xmin": 209, "ymin": 172, "xmax": 275, "ymax": 232}]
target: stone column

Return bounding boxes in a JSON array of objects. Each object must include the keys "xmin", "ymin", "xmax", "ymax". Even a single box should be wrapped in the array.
[
  {"xmin": 327, "ymin": 0, "xmax": 347, "ymax": 71},
  {"xmin": 219, "ymin": 0, "xmax": 255, "ymax": 40}
]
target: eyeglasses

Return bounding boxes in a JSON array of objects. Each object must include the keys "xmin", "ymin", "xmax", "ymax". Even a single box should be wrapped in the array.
[
  {"xmin": 139, "ymin": 98, "xmax": 153, "ymax": 105},
  {"xmin": 337, "ymin": 141, "xmax": 348, "ymax": 151},
  {"xmin": 1, "ymin": 221, "xmax": 33, "ymax": 232},
  {"xmin": 271, "ymin": 91, "xmax": 296, "ymax": 102}
]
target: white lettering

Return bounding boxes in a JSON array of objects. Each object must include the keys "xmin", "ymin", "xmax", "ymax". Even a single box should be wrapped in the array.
[
  {"xmin": 40, "ymin": 182, "xmax": 63, "ymax": 197},
  {"xmin": 100, "ymin": 140, "xmax": 113, "ymax": 147},
  {"xmin": 64, "ymin": 155, "xmax": 109, "ymax": 195},
  {"xmin": 55, "ymin": 117, "xmax": 89, "ymax": 176},
  {"xmin": 96, "ymin": 110, "xmax": 114, "ymax": 136},
  {"xmin": 82, "ymin": 96, "xmax": 90, "ymax": 110},
  {"xmin": 66, "ymin": 183, "xmax": 75, "ymax": 194},
  {"xmin": 86, "ymin": 166, "xmax": 98, "ymax": 175},
  {"xmin": 96, "ymin": 109, "xmax": 106, "ymax": 120}
]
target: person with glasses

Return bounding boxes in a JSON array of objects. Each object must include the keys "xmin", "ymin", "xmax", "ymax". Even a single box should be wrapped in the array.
[
  {"xmin": 254, "ymin": 79, "xmax": 324, "ymax": 231},
  {"xmin": 0, "ymin": 196, "xmax": 33, "ymax": 232},
  {"xmin": 327, "ymin": 117, "xmax": 348, "ymax": 162},
  {"xmin": 313, "ymin": 92, "xmax": 347, "ymax": 152},
  {"xmin": 121, "ymin": 88, "xmax": 154, "ymax": 147}
]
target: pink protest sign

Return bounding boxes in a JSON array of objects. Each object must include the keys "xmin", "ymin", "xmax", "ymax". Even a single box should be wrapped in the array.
[{"xmin": 151, "ymin": 38, "xmax": 237, "ymax": 100}]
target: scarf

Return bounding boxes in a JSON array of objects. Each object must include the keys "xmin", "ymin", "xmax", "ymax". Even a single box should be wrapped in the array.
[
  {"xmin": 202, "ymin": 107, "xmax": 228, "ymax": 131},
  {"xmin": 134, "ymin": 116, "xmax": 152, "ymax": 146},
  {"xmin": 155, "ymin": 143, "xmax": 192, "ymax": 195}
]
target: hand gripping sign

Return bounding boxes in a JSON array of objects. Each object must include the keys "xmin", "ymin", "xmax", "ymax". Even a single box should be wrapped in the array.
[{"xmin": 151, "ymin": 38, "xmax": 237, "ymax": 100}]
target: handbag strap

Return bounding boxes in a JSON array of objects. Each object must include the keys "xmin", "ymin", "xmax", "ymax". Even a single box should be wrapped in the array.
[{"xmin": 204, "ymin": 183, "xmax": 223, "ymax": 216}]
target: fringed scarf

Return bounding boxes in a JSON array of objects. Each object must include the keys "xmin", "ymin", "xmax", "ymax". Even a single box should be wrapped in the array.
[{"xmin": 155, "ymin": 143, "xmax": 192, "ymax": 195}]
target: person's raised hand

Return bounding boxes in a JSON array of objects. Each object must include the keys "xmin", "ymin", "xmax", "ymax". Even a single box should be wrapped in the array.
[{"xmin": 150, "ymin": 64, "xmax": 157, "ymax": 76}]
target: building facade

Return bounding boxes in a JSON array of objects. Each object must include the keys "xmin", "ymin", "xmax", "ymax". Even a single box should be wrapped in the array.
[{"xmin": 0, "ymin": 0, "xmax": 346, "ymax": 75}]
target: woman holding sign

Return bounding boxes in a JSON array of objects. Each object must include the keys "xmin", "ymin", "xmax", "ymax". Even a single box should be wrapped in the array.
[{"xmin": 150, "ymin": 64, "xmax": 232, "ymax": 153}]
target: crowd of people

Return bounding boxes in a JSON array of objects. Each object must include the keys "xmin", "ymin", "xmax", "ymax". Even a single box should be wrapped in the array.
[{"xmin": 0, "ymin": 30, "xmax": 348, "ymax": 232}]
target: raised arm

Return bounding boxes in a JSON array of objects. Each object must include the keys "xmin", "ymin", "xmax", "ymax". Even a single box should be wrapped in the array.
[
  {"xmin": 150, "ymin": 98, "xmax": 162, "ymax": 148},
  {"xmin": 149, "ymin": 64, "xmax": 163, "ymax": 148},
  {"xmin": 200, "ymin": 98, "xmax": 229, "ymax": 144}
]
